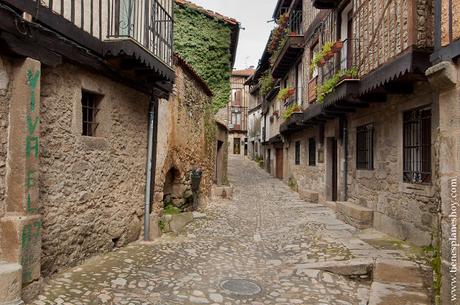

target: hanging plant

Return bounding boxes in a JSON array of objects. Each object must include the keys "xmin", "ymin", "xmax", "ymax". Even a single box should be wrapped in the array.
[
  {"xmin": 276, "ymin": 87, "xmax": 295, "ymax": 102},
  {"xmin": 316, "ymin": 68, "xmax": 359, "ymax": 103},
  {"xmin": 332, "ymin": 40, "xmax": 344, "ymax": 52},
  {"xmin": 259, "ymin": 72, "xmax": 274, "ymax": 97},
  {"xmin": 282, "ymin": 103, "xmax": 303, "ymax": 119}
]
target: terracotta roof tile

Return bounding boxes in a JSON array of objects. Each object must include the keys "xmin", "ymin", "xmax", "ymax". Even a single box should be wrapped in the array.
[
  {"xmin": 232, "ymin": 69, "xmax": 255, "ymax": 77},
  {"xmin": 175, "ymin": 0, "xmax": 239, "ymax": 26}
]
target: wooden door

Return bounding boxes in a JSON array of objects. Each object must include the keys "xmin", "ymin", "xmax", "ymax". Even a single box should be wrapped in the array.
[
  {"xmin": 233, "ymin": 138, "xmax": 240, "ymax": 155},
  {"xmin": 275, "ymin": 148, "xmax": 283, "ymax": 179}
]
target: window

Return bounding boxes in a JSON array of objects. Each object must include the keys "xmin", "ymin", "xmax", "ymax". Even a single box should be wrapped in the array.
[
  {"xmin": 81, "ymin": 91, "xmax": 101, "ymax": 137},
  {"xmin": 308, "ymin": 138, "xmax": 316, "ymax": 166},
  {"xmin": 403, "ymin": 106, "xmax": 432, "ymax": 184},
  {"xmin": 295, "ymin": 61, "xmax": 302, "ymax": 105},
  {"xmin": 356, "ymin": 124, "xmax": 374, "ymax": 170},
  {"xmin": 234, "ymin": 90, "xmax": 242, "ymax": 106},
  {"xmin": 295, "ymin": 141, "xmax": 301, "ymax": 165}
]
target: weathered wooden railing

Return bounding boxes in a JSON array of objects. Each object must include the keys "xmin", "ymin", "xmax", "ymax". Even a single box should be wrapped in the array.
[{"xmin": 3, "ymin": 0, "xmax": 173, "ymax": 67}]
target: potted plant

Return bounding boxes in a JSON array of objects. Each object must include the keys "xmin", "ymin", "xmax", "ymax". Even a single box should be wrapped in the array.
[
  {"xmin": 332, "ymin": 40, "xmax": 344, "ymax": 52},
  {"xmin": 282, "ymin": 103, "xmax": 303, "ymax": 120},
  {"xmin": 322, "ymin": 41, "xmax": 334, "ymax": 60},
  {"xmin": 276, "ymin": 87, "xmax": 295, "ymax": 102}
]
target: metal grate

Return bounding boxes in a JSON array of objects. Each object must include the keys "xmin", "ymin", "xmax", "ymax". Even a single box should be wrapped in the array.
[
  {"xmin": 308, "ymin": 138, "xmax": 316, "ymax": 166},
  {"xmin": 403, "ymin": 106, "xmax": 432, "ymax": 184},
  {"xmin": 356, "ymin": 124, "xmax": 374, "ymax": 170},
  {"xmin": 82, "ymin": 91, "xmax": 101, "ymax": 137},
  {"xmin": 295, "ymin": 141, "xmax": 301, "ymax": 165}
]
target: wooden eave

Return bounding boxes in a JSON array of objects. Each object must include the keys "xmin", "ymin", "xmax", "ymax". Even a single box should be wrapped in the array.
[
  {"xmin": 359, "ymin": 48, "xmax": 432, "ymax": 95},
  {"xmin": 431, "ymin": 38, "xmax": 460, "ymax": 64},
  {"xmin": 279, "ymin": 112, "xmax": 304, "ymax": 135},
  {"xmin": 0, "ymin": 1, "xmax": 174, "ymax": 96},
  {"xmin": 271, "ymin": 35, "xmax": 304, "ymax": 79},
  {"xmin": 311, "ymin": 0, "xmax": 341, "ymax": 9}
]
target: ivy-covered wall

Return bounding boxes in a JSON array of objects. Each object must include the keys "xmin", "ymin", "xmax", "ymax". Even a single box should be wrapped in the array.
[{"xmin": 174, "ymin": 4, "xmax": 233, "ymax": 112}]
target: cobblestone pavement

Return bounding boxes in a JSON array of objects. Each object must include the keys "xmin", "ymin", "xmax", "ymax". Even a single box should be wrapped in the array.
[{"xmin": 31, "ymin": 156, "xmax": 427, "ymax": 305}]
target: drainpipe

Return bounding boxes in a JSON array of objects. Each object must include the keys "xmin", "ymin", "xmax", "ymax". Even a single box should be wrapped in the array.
[
  {"xmin": 343, "ymin": 119, "xmax": 349, "ymax": 201},
  {"xmin": 144, "ymin": 97, "xmax": 159, "ymax": 241}
]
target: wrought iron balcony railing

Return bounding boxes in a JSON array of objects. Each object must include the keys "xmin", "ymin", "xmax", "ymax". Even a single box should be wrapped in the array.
[
  {"xmin": 288, "ymin": 10, "xmax": 303, "ymax": 36},
  {"xmin": 12, "ymin": 0, "xmax": 174, "ymax": 67},
  {"xmin": 108, "ymin": 0, "xmax": 173, "ymax": 66}
]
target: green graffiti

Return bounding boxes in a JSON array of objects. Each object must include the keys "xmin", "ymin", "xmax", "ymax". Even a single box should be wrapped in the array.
[
  {"xmin": 26, "ymin": 170, "xmax": 34, "ymax": 188},
  {"xmin": 27, "ymin": 115, "xmax": 39, "ymax": 135},
  {"xmin": 26, "ymin": 136, "xmax": 39, "ymax": 159},
  {"xmin": 26, "ymin": 193, "xmax": 37, "ymax": 213},
  {"xmin": 26, "ymin": 69, "xmax": 40, "ymax": 112}
]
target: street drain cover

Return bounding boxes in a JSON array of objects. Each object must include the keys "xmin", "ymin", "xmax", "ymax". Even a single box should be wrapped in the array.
[{"xmin": 219, "ymin": 279, "xmax": 262, "ymax": 296}]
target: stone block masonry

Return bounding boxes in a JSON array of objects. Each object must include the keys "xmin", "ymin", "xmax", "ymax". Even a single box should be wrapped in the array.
[{"xmin": 0, "ymin": 57, "xmax": 42, "ymax": 303}]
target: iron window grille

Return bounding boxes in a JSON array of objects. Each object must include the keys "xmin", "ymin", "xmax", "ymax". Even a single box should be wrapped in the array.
[
  {"xmin": 309, "ymin": 138, "xmax": 316, "ymax": 166},
  {"xmin": 295, "ymin": 141, "xmax": 301, "ymax": 165},
  {"xmin": 356, "ymin": 124, "xmax": 374, "ymax": 170},
  {"xmin": 403, "ymin": 106, "xmax": 432, "ymax": 184},
  {"xmin": 81, "ymin": 91, "xmax": 101, "ymax": 137}
]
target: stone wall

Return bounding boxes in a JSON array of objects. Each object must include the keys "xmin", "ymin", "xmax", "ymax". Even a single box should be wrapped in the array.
[
  {"xmin": 347, "ymin": 82, "xmax": 440, "ymax": 246},
  {"xmin": 441, "ymin": 0, "xmax": 460, "ymax": 46},
  {"xmin": 154, "ymin": 60, "xmax": 215, "ymax": 213},
  {"xmin": 426, "ymin": 58, "xmax": 460, "ymax": 304},
  {"xmin": 285, "ymin": 128, "xmax": 326, "ymax": 202},
  {"xmin": 39, "ymin": 64, "xmax": 150, "ymax": 276},
  {"xmin": 0, "ymin": 56, "xmax": 11, "ymax": 222}
]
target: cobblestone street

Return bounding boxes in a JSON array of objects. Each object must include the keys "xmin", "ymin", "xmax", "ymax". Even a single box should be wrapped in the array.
[{"xmin": 30, "ymin": 156, "xmax": 431, "ymax": 305}]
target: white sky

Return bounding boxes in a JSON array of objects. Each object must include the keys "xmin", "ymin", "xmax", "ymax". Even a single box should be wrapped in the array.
[{"xmin": 189, "ymin": 0, "xmax": 279, "ymax": 70}]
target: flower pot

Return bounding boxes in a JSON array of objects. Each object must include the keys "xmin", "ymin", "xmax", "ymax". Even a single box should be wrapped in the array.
[
  {"xmin": 332, "ymin": 41, "xmax": 344, "ymax": 52},
  {"xmin": 324, "ymin": 52, "xmax": 334, "ymax": 61},
  {"xmin": 318, "ymin": 59, "xmax": 326, "ymax": 67}
]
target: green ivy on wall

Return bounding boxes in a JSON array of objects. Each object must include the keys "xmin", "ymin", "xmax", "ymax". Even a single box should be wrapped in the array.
[{"xmin": 174, "ymin": 5, "xmax": 233, "ymax": 113}]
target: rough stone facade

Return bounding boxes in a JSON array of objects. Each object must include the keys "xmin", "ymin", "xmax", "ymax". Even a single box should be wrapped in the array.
[
  {"xmin": 426, "ymin": 58, "xmax": 460, "ymax": 305},
  {"xmin": 39, "ymin": 63, "xmax": 150, "ymax": 276},
  {"xmin": 155, "ymin": 58, "xmax": 215, "ymax": 214},
  {"xmin": 346, "ymin": 83, "xmax": 440, "ymax": 246}
]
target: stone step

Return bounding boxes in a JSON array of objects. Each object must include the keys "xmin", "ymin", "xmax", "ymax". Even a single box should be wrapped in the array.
[
  {"xmin": 368, "ymin": 259, "xmax": 431, "ymax": 305},
  {"xmin": 298, "ymin": 189, "xmax": 319, "ymax": 203},
  {"xmin": 0, "ymin": 263, "xmax": 24, "ymax": 305},
  {"xmin": 336, "ymin": 201, "xmax": 374, "ymax": 229}
]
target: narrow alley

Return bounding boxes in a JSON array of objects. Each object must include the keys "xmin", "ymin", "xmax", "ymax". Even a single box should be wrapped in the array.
[{"xmin": 30, "ymin": 156, "xmax": 431, "ymax": 305}]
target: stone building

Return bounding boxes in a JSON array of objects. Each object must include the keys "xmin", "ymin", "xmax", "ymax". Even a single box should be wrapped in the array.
[
  {"xmin": 154, "ymin": 54, "xmax": 217, "ymax": 217},
  {"xmin": 426, "ymin": 1, "xmax": 460, "ymax": 303},
  {"xmin": 0, "ymin": 0, "xmax": 174, "ymax": 302},
  {"xmin": 251, "ymin": 0, "xmax": 456, "ymax": 302},
  {"xmin": 227, "ymin": 69, "xmax": 254, "ymax": 156},
  {"xmin": 0, "ymin": 0, "xmax": 235, "ymax": 304},
  {"xmin": 246, "ymin": 73, "xmax": 264, "ymax": 161}
]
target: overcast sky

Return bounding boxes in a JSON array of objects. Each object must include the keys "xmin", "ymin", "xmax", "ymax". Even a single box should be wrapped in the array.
[{"xmin": 190, "ymin": 0, "xmax": 278, "ymax": 70}]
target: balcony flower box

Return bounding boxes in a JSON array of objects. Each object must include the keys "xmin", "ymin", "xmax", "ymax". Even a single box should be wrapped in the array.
[{"xmin": 332, "ymin": 40, "xmax": 344, "ymax": 53}]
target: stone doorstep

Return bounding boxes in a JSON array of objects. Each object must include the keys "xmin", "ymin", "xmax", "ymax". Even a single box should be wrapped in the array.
[
  {"xmin": 324, "ymin": 201, "xmax": 337, "ymax": 211},
  {"xmin": 295, "ymin": 258, "xmax": 373, "ymax": 277},
  {"xmin": 373, "ymin": 259, "xmax": 426, "ymax": 288},
  {"xmin": 0, "ymin": 263, "xmax": 24, "ymax": 305},
  {"xmin": 367, "ymin": 282, "xmax": 431, "ymax": 305},
  {"xmin": 336, "ymin": 201, "xmax": 374, "ymax": 229},
  {"xmin": 298, "ymin": 189, "xmax": 319, "ymax": 203}
]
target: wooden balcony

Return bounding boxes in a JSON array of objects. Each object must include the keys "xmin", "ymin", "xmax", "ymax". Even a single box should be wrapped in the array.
[
  {"xmin": 432, "ymin": 0, "xmax": 460, "ymax": 63},
  {"xmin": 308, "ymin": 77, "xmax": 317, "ymax": 104},
  {"xmin": 0, "ymin": 0, "xmax": 174, "ymax": 95},
  {"xmin": 271, "ymin": 35, "xmax": 304, "ymax": 79},
  {"xmin": 311, "ymin": 0, "xmax": 340, "ymax": 9},
  {"xmin": 279, "ymin": 111, "xmax": 304, "ymax": 135}
]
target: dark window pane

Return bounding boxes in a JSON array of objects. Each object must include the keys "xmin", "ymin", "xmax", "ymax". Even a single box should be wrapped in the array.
[
  {"xmin": 309, "ymin": 138, "xmax": 316, "ymax": 166},
  {"xmin": 356, "ymin": 124, "xmax": 374, "ymax": 170},
  {"xmin": 403, "ymin": 106, "xmax": 431, "ymax": 183}
]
